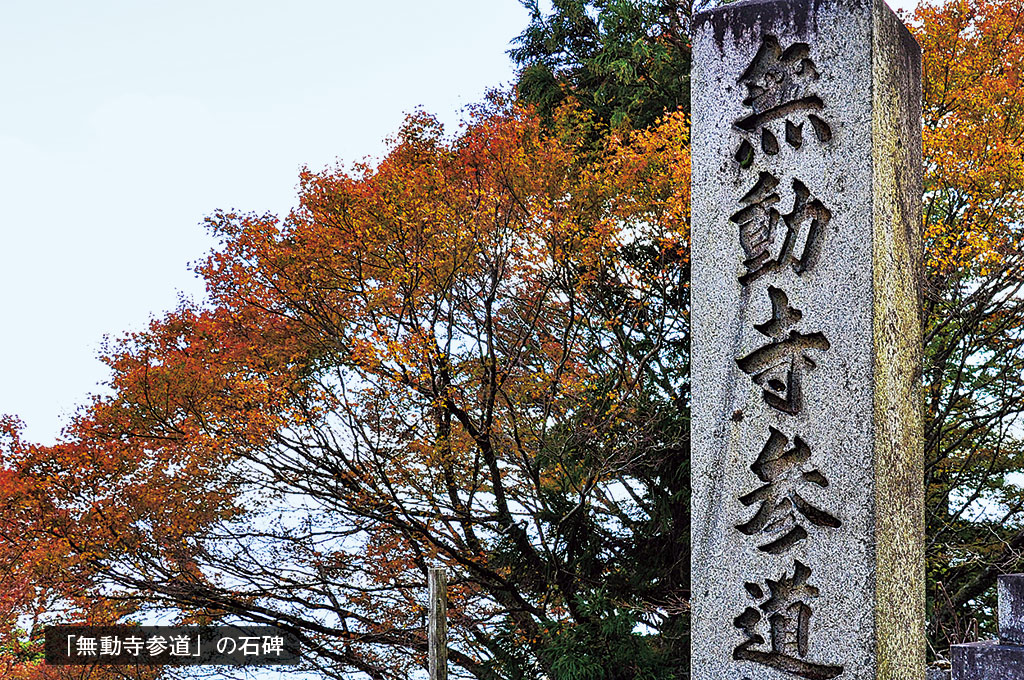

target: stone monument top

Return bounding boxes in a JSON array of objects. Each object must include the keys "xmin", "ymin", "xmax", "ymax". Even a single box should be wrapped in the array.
[{"xmin": 951, "ymin": 574, "xmax": 1024, "ymax": 679}]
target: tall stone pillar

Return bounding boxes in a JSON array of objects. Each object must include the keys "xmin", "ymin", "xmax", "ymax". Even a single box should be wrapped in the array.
[{"xmin": 690, "ymin": 1, "xmax": 924, "ymax": 678}]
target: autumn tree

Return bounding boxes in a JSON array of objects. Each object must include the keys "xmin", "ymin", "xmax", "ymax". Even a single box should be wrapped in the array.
[
  {"xmin": 0, "ymin": 420, "xmax": 166, "ymax": 680},
  {"xmin": 0, "ymin": 99, "xmax": 692, "ymax": 679},
  {"xmin": 514, "ymin": 0, "xmax": 1024, "ymax": 663},
  {"xmin": 913, "ymin": 0, "xmax": 1024, "ymax": 653}
]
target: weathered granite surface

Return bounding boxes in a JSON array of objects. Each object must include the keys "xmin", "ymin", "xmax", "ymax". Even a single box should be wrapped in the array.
[
  {"xmin": 690, "ymin": 0, "xmax": 923, "ymax": 678},
  {"xmin": 998, "ymin": 574, "xmax": 1024, "ymax": 645},
  {"xmin": 952, "ymin": 641, "xmax": 1024, "ymax": 680}
]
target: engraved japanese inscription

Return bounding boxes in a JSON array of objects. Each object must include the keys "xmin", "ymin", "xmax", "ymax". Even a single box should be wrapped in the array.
[
  {"xmin": 733, "ymin": 562, "xmax": 844, "ymax": 679},
  {"xmin": 693, "ymin": 2, "xmax": 925, "ymax": 677},
  {"xmin": 734, "ymin": 35, "xmax": 833, "ymax": 167},
  {"xmin": 729, "ymin": 35, "xmax": 842, "ymax": 677},
  {"xmin": 736, "ymin": 287, "xmax": 830, "ymax": 415},
  {"xmin": 736, "ymin": 427, "xmax": 841, "ymax": 555}
]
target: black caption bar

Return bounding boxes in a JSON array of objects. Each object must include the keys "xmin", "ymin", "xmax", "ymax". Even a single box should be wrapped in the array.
[{"xmin": 44, "ymin": 625, "xmax": 301, "ymax": 666}]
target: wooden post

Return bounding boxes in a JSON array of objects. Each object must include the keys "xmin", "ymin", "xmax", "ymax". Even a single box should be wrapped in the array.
[{"xmin": 428, "ymin": 567, "xmax": 447, "ymax": 680}]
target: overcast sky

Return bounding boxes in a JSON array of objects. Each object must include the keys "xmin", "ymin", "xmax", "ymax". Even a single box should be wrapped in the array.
[{"xmin": 0, "ymin": 0, "xmax": 919, "ymax": 445}]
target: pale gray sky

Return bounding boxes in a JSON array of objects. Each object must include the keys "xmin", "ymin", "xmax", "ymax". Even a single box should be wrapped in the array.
[
  {"xmin": 0, "ymin": 1, "xmax": 530, "ymax": 444},
  {"xmin": 1, "ymin": 0, "xmax": 920, "ymax": 445}
]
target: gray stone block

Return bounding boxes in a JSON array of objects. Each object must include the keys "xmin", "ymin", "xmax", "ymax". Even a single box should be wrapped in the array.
[
  {"xmin": 952, "ymin": 641, "xmax": 1024, "ymax": 680},
  {"xmin": 690, "ymin": 0, "xmax": 923, "ymax": 678},
  {"xmin": 999, "ymin": 574, "xmax": 1024, "ymax": 645}
]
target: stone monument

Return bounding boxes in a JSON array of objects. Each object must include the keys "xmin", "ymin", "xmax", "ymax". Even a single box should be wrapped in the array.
[
  {"xmin": 951, "ymin": 574, "xmax": 1024, "ymax": 679},
  {"xmin": 690, "ymin": 0, "xmax": 924, "ymax": 678}
]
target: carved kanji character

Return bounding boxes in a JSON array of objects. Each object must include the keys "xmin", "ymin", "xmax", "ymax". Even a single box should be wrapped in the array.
[
  {"xmin": 732, "ymin": 175, "xmax": 831, "ymax": 284},
  {"xmin": 737, "ymin": 427, "xmax": 841, "ymax": 554},
  {"xmin": 734, "ymin": 35, "xmax": 833, "ymax": 165},
  {"xmin": 779, "ymin": 178, "xmax": 830, "ymax": 276},
  {"xmin": 733, "ymin": 172, "xmax": 781, "ymax": 281},
  {"xmin": 736, "ymin": 287, "xmax": 830, "ymax": 414},
  {"xmin": 733, "ymin": 561, "xmax": 843, "ymax": 679}
]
